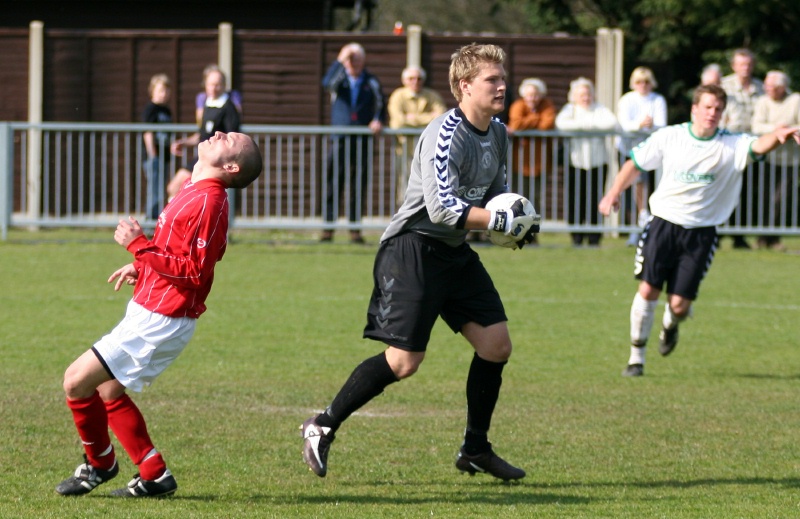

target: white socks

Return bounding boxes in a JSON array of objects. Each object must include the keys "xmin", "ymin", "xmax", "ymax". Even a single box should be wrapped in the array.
[
  {"xmin": 628, "ymin": 295, "xmax": 693, "ymax": 366},
  {"xmin": 628, "ymin": 344, "xmax": 646, "ymax": 365},
  {"xmin": 630, "ymin": 292, "xmax": 657, "ymax": 347},
  {"xmin": 628, "ymin": 292, "xmax": 657, "ymax": 366}
]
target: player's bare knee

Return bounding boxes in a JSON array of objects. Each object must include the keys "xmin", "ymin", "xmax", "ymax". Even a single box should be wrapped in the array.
[
  {"xmin": 387, "ymin": 355, "xmax": 421, "ymax": 379},
  {"xmin": 479, "ymin": 340, "xmax": 512, "ymax": 362},
  {"xmin": 62, "ymin": 371, "xmax": 91, "ymax": 400},
  {"xmin": 62, "ymin": 360, "xmax": 101, "ymax": 399},
  {"xmin": 669, "ymin": 298, "xmax": 692, "ymax": 319},
  {"xmin": 494, "ymin": 341, "xmax": 513, "ymax": 361},
  {"xmin": 385, "ymin": 348, "xmax": 424, "ymax": 379},
  {"xmin": 97, "ymin": 381, "xmax": 126, "ymax": 402},
  {"xmin": 672, "ymin": 306, "xmax": 690, "ymax": 320},
  {"xmin": 638, "ymin": 283, "xmax": 660, "ymax": 301},
  {"xmin": 393, "ymin": 363, "xmax": 419, "ymax": 379}
]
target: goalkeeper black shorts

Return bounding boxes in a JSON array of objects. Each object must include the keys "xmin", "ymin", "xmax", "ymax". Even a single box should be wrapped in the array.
[{"xmin": 363, "ymin": 232, "xmax": 507, "ymax": 352}]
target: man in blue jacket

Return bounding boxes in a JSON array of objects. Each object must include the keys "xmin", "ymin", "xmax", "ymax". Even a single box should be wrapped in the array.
[{"xmin": 321, "ymin": 42, "xmax": 386, "ymax": 244}]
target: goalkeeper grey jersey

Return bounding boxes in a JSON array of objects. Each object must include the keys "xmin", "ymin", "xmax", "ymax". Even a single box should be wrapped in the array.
[{"xmin": 381, "ymin": 108, "xmax": 508, "ymax": 247}]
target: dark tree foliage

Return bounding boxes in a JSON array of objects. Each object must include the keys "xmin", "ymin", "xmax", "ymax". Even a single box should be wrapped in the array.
[
  {"xmin": 374, "ymin": 0, "xmax": 800, "ymax": 122},
  {"xmin": 511, "ymin": 0, "xmax": 800, "ymax": 122}
]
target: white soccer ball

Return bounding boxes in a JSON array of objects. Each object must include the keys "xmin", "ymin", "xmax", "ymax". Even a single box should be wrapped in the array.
[{"xmin": 484, "ymin": 192, "xmax": 538, "ymax": 248}]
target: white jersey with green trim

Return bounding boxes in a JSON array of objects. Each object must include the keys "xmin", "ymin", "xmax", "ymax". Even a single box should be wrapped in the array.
[
  {"xmin": 632, "ymin": 122, "xmax": 758, "ymax": 228},
  {"xmin": 381, "ymin": 108, "xmax": 508, "ymax": 247}
]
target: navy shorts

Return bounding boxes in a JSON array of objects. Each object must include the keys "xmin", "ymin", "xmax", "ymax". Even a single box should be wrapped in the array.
[
  {"xmin": 363, "ymin": 232, "xmax": 507, "ymax": 352},
  {"xmin": 634, "ymin": 216, "xmax": 718, "ymax": 300}
]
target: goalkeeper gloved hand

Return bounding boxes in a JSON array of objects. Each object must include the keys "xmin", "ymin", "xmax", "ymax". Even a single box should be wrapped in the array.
[
  {"xmin": 515, "ymin": 212, "xmax": 541, "ymax": 249},
  {"xmin": 487, "ymin": 199, "xmax": 540, "ymax": 240}
]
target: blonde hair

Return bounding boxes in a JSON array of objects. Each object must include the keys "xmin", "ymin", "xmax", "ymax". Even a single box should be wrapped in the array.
[
  {"xmin": 629, "ymin": 66, "xmax": 657, "ymax": 89},
  {"xmin": 449, "ymin": 43, "xmax": 506, "ymax": 102},
  {"xmin": 148, "ymin": 73, "xmax": 170, "ymax": 97},
  {"xmin": 519, "ymin": 78, "xmax": 547, "ymax": 98}
]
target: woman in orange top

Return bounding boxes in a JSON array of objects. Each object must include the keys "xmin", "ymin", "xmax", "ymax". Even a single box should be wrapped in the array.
[{"xmin": 507, "ymin": 78, "xmax": 556, "ymax": 243}]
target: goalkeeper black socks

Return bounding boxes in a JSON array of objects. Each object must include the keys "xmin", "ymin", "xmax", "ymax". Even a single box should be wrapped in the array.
[
  {"xmin": 323, "ymin": 352, "xmax": 399, "ymax": 431},
  {"xmin": 464, "ymin": 353, "xmax": 506, "ymax": 453}
]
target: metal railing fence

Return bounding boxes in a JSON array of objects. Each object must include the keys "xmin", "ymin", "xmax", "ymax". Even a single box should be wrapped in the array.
[{"xmin": 1, "ymin": 122, "xmax": 798, "ymax": 241}]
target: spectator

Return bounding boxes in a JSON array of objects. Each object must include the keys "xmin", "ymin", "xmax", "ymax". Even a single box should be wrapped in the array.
[
  {"xmin": 616, "ymin": 67, "xmax": 668, "ymax": 246},
  {"xmin": 556, "ymin": 77, "xmax": 619, "ymax": 247},
  {"xmin": 195, "ymin": 64, "xmax": 242, "ymax": 125},
  {"xmin": 141, "ymin": 73, "xmax": 172, "ymax": 220},
  {"xmin": 55, "ymin": 132, "xmax": 263, "ymax": 498},
  {"xmin": 721, "ymin": 49, "xmax": 764, "ymax": 132},
  {"xmin": 700, "ymin": 63, "xmax": 722, "ymax": 86},
  {"xmin": 751, "ymin": 70, "xmax": 800, "ymax": 251},
  {"xmin": 321, "ymin": 42, "xmax": 387, "ymax": 244},
  {"xmin": 387, "ymin": 66, "xmax": 447, "ymax": 206},
  {"xmin": 169, "ymin": 68, "xmax": 241, "ymax": 199},
  {"xmin": 721, "ymin": 49, "xmax": 765, "ymax": 249},
  {"xmin": 507, "ymin": 77, "xmax": 556, "ymax": 242},
  {"xmin": 599, "ymin": 84, "xmax": 799, "ymax": 377}
]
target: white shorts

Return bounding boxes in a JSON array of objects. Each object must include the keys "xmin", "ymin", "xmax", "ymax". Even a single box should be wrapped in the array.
[{"xmin": 93, "ymin": 300, "xmax": 196, "ymax": 392}]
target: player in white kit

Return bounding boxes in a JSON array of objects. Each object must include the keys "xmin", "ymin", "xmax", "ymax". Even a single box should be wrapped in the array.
[{"xmin": 599, "ymin": 84, "xmax": 799, "ymax": 377}]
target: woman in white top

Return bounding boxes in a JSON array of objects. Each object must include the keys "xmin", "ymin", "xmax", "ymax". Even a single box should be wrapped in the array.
[
  {"xmin": 616, "ymin": 67, "xmax": 668, "ymax": 243},
  {"xmin": 556, "ymin": 77, "xmax": 618, "ymax": 246}
]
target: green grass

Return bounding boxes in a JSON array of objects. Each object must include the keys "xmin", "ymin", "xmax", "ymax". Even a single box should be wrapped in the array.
[{"xmin": 1, "ymin": 229, "xmax": 799, "ymax": 518}]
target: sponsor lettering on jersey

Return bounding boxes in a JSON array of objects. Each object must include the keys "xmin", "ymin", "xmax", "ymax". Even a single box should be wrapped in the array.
[
  {"xmin": 676, "ymin": 171, "xmax": 715, "ymax": 184},
  {"xmin": 456, "ymin": 184, "xmax": 489, "ymax": 202}
]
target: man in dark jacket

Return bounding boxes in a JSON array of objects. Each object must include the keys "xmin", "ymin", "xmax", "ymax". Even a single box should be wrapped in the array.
[{"xmin": 321, "ymin": 42, "xmax": 386, "ymax": 243}]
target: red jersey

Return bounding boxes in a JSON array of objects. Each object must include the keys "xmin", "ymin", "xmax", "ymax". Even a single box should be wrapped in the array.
[{"xmin": 125, "ymin": 178, "xmax": 229, "ymax": 318}]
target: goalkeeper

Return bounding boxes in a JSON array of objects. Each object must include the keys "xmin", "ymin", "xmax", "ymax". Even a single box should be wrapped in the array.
[{"xmin": 301, "ymin": 43, "xmax": 538, "ymax": 481}]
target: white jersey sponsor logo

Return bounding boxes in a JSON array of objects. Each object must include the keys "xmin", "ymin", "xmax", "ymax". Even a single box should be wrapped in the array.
[{"xmin": 676, "ymin": 171, "xmax": 715, "ymax": 184}]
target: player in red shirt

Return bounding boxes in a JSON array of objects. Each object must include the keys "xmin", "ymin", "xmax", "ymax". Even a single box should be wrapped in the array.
[{"xmin": 56, "ymin": 132, "xmax": 262, "ymax": 498}]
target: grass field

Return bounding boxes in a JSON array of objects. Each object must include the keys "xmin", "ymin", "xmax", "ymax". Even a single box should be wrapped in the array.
[{"xmin": 1, "ymin": 229, "xmax": 799, "ymax": 518}]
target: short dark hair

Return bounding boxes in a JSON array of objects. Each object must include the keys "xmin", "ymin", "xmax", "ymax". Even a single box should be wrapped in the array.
[
  {"xmin": 730, "ymin": 48, "xmax": 755, "ymax": 63},
  {"xmin": 692, "ymin": 84, "xmax": 727, "ymax": 110},
  {"xmin": 230, "ymin": 135, "xmax": 263, "ymax": 189}
]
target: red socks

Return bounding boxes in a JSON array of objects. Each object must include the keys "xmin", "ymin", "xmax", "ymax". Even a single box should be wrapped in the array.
[
  {"xmin": 66, "ymin": 392, "xmax": 115, "ymax": 470},
  {"xmin": 68, "ymin": 392, "xmax": 168, "ymax": 481},
  {"xmin": 105, "ymin": 394, "xmax": 167, "ymax": 480}
]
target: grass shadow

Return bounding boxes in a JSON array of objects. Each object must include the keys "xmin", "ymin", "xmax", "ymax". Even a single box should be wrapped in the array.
[{"xmin": 728, "ymin": 372, "xmax": 800, "ymax": 381}]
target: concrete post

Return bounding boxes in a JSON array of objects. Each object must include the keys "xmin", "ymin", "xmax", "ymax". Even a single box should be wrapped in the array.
[
  {"xmin": 596, "ymin": 28, "xmax": 624, "ymax": 233},
  {"xmin": 218, "ymin": 22, "xmax": 233, "ymax": 89},
  {"xmin": 218, "ymin": 22, "xmax": 236, "ymax": 223},
  {"xmin": 28, "ymin": 21, "xmax": 44, "ymax": 229},
  {"xmin": 406, "ymin": 25, "xmax": 422, "ymax": 68}
]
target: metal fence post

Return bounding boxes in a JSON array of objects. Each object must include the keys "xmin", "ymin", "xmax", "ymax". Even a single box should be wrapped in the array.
[{"xmin": 0, "ymin": 123, "xmax": 12, "ymax": 240}]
